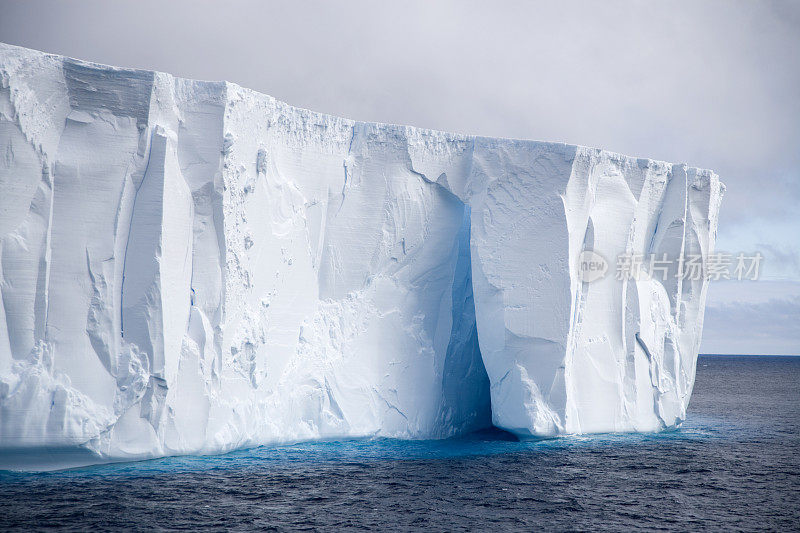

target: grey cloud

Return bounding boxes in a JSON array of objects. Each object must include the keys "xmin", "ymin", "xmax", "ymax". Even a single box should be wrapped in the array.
[
  {"xmin": 758, "ymin": 243, "xmax": 800, "ymax": 274},
  {"xmin": 701, "ymin": 296, "xmax": 800, "ymax": 355},
  {"xmin": 702, "ymin": 279, "xmax": 800, "ymax": 354}
]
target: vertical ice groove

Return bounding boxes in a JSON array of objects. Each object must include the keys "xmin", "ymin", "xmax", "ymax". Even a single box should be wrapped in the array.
[
  {"xmin": 0, "ymin": 43, "xmax": 723, "ymax": 470},
  {"xmin": 120, "ymin": 127, "xmax": 155, "ymax": 338}
]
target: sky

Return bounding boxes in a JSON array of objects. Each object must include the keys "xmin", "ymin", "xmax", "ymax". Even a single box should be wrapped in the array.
[{"xmin": 0, "ymin": 0, "xmax": 797, "ymax": 354}]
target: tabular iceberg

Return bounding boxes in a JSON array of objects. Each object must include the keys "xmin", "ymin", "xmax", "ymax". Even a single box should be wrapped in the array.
[{"xmin": 0, "ymin": 43, "xmax": 723, "ymax": 470}]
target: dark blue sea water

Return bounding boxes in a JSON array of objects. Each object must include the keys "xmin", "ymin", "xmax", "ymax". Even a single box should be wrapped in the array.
[{"xmin": 1, "ymin": 355, "xmax": 798, "ymax": 531}]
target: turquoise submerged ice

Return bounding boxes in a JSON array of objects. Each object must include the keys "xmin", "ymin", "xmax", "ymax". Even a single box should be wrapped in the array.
[{"xmin": 0, "ymin": 43, "xmax": 723, "ymax": 470}]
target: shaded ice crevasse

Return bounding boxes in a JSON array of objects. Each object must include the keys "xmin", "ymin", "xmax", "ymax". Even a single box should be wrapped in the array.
[{"xmin": 0, "ymin": 43, "xmax": 723, "ymax": 470}]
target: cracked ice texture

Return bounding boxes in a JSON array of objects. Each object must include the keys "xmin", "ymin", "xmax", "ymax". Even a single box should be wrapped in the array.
[{"xmin": 0, "ymin": 43, "xmax": 723, "ymax": 469}]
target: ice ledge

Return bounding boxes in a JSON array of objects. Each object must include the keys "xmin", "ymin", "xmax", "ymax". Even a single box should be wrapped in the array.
[{"xmin": 0, "ymin": 42, "xmax": 723, "ymax": 470}]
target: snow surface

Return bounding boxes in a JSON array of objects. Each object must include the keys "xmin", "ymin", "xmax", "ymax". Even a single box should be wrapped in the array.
[{"xmin": 0, "ymin": 43, "xmax": 723, "ymax": 470}]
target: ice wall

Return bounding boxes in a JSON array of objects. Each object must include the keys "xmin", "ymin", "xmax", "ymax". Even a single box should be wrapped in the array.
[{"xmin": 0, "ymin": 43, "xmax": 722, "ymax": 469}]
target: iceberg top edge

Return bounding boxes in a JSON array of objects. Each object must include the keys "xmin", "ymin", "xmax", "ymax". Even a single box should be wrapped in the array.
[{"xmin": 0, "ymin": 41, "xmax": 716, "ymax": 176}]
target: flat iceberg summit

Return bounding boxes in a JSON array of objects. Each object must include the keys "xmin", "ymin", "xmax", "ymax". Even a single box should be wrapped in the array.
[{"xmin": 0, "ymin": 43, "xmax": 723, "ymax": 469}]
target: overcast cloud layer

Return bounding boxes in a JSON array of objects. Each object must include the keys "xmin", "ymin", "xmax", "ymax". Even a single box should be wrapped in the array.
[{"xmin": 0, "ymin": 0, "xmax": 797, "ymax": 354}]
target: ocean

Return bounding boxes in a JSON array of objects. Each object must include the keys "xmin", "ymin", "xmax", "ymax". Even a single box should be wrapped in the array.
[{"xmin": 1, "ymin": 355, "xmax": 798, "ymax": 531}]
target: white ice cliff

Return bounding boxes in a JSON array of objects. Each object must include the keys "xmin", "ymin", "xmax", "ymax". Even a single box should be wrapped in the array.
[{"xmin": 0, "ymin": 43, "xmax": 723, "ymax": 469}]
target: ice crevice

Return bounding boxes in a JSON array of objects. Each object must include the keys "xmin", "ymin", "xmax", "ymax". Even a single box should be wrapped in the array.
[{"xmin": 0, "ymin": 43, "xmax": 724, "ymax": 469}]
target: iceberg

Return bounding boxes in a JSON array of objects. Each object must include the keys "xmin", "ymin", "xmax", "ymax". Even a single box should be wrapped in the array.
[{"xmin": 0, "ymin": 43, "xmax": 723, "ymax": 470}]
